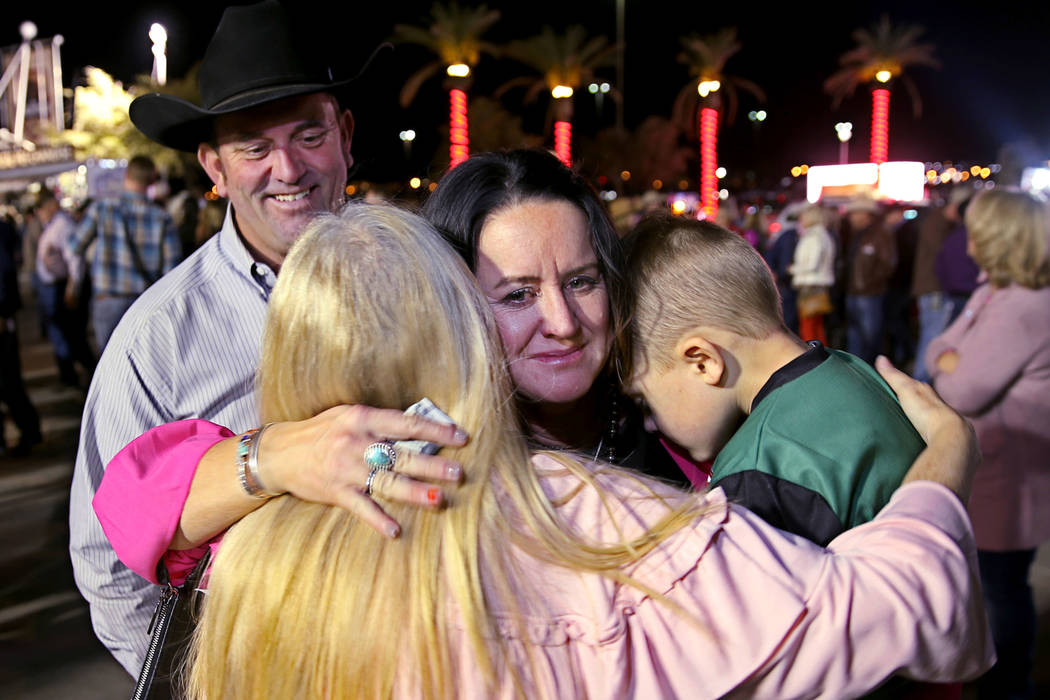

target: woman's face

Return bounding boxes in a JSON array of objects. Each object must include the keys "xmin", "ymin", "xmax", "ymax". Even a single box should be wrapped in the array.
[{"xmin": 475, "ymin": 199, "xmax": 612, "ymax": 406}]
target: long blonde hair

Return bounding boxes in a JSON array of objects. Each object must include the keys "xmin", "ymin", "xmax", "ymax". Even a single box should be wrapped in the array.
[{"xmin": 184, "ymin": 203, "xmax": 700, "ymax": 699}]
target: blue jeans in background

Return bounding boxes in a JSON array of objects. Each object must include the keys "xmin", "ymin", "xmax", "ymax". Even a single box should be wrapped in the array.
[
  {"xmin": 92, "ymin": 294, "xmax": 137, "ymax": 354},
  {"xmin": 912, "ymin": 291, "xmax": 957, "ymax": 384},
  {"xmin": 845, "ymin": 294, "xmax": 885, "ymax": 364}
]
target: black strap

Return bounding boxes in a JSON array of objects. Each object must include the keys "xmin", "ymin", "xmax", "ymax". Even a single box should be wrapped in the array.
[
  {"xmin": 114, "ymin": 207, "xmax": 161, "ymax": 286},
  {"xmin": 131, "ymin": 552, "xmax": 211, "ymax": 700}
]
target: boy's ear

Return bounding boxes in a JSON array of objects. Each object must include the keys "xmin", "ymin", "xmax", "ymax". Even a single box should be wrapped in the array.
[{"xmin": 675, "ymin": 334, "xmax": 725, "ymax": 386}]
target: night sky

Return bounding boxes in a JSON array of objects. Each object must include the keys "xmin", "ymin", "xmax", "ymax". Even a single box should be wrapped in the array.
[{"xmin": 13, "ymin": 0, "xmax": 1050, "ymax": 186}]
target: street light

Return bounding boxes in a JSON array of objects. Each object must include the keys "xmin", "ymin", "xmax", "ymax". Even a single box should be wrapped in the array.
[
  {"xmin": 399, "ymin": 129, "xmax": 416, "ymax": 161},
  {"xmin": 835, "ymin": 121, "xmax": 853, "ymax": 165},
  {"xmin": 149, "ymin": 23, "xmax": 167, "ymax": 86},
  {"xmin": 588, "ymin": 81, "xmax": 610, "ymax": 120},
  {"xmin": 697, "ymin": 80, "xmax": 721, "ymax": 98}
]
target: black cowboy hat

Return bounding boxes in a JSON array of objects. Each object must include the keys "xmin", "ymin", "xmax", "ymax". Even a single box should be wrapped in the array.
[{"xmin": 129, "ymin": 0, "xmax": 389, "ymax": 153}]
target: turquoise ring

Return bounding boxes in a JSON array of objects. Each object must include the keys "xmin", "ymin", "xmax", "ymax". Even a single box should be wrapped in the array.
[{"xmin": 363, "ymin": 441, "xmax": 397, "ymax": 472}]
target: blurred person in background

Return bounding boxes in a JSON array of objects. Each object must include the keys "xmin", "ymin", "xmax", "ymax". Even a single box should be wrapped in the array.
[
  {"xmin": 194, "ymin": 199, "xmax": 226, "ymax": 249},
  {"xmin": 882, "ymin": 204, "xmax": 920, "ymax": 371},
  {"xmin": 33, "ymin": 190, "xmax": 96, "ymax": 387},
  {"xmin": 0, "ymin": 210, "xmax": 41, "ymax": 456},
  {"xmin": 911, "ymin": 187, "xmax": 972, "ymax": 383},
  {"xmin": 926, "ymin": 187, "xmax": 1050, "ymax": 700},
  {"xmin": 934, "ymin": 193, "xmax": 981, "ymax": 327},
  {"xmin": 789, "ymin": 204, "xmax": 835, "ymax": 345},
  {"xmin": 842, "ymin": 196, "xmax": 896, "ymax": 363},
  {"xmin": 763, "ymin": 201, "xmax": 803, "ymax": 334},
  {"xmin": 65, "ymin": 155, "xmax": 182, "ymax": 352}
]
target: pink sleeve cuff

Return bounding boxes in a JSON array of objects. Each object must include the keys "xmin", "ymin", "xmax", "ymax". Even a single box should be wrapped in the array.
[{"xmin": 94, "ymin": 419, "xmax": 234, "ymax": 584}]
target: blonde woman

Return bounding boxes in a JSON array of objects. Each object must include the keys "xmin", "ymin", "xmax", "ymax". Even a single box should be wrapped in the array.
[
  {"xmin": 174, "ymin": 202, "xmax": 992, "ymax": 699},
  {"xmin": 927, "ymin": 187, "xmax": 1050, "ymax": 699}
]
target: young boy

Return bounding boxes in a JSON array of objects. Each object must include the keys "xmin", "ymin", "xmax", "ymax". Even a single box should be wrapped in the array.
[{"xmin": 623, "ymin": 213, "xmax": 925, "ymax": 547}]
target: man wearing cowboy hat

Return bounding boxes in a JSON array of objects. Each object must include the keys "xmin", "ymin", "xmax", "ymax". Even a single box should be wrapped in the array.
[{"xmin": 67, "ymin": 1, "xmax": 452, "ymax": 677}]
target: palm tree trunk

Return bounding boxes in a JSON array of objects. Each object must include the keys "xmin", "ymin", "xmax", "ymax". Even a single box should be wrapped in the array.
[
  {"xmin": 553, "ymin": 96, "xmax": 574, "ymax": 167},
  {"xmin": 449, "ymin": 87, "xmax": 469, "ymax": 168},
  {"xmin": 870, "ymin": 87, "xmax": 889, "ymax": 164},
  {"xmin": 699, "ymin": 106, "xmax": 719, "ymax": 219}
]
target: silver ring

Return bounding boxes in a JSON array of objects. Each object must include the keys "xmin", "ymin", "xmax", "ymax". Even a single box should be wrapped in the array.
[
  {"xmin": 365, "ymin": 466, "xmax": 383, "ymax": 497},
  {"xmin": 363, "ymin": 441, "xmax": 397, "ymax": 472}
]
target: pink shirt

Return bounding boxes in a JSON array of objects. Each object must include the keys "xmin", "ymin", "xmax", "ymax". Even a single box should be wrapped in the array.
[{"xmin": 96, "ymin": 420, "xmax": 993, "ymax": 697}]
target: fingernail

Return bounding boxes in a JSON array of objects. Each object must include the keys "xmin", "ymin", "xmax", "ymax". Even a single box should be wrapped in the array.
[
  {"xmin": 446, "ymin": 464, "xmax": 462, "ymax": 480},
  {"xmin": 427, "ymin": 487, "xmax": 442, "ymax": 505},
  {"xmin": 386, "ymin": 523, "xmax": 401, "ymax": 538},
  {"xmin": 453, "ymin": 428, "xmax": 468, "ymax": 443}
]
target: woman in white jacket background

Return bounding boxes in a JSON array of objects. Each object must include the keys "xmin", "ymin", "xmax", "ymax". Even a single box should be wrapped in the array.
[{"xmin": 789, "ymin": 204, "xmax": 837, "ymax": 344}]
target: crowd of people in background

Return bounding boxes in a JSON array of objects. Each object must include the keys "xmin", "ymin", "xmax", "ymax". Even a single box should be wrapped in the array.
[
  {"xmin": 0, "ymin": 174, "xmax": 1009, "ymax": 459},
  {"xmin": 709, "ymin": 184, "xmax": 984, "ymax": 379},
  {"xmin": 0, "ymin": 159, "xmax": 224, "ymax": 457}
]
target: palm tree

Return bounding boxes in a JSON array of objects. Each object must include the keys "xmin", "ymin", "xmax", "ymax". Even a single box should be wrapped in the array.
[
  {"xmin": 392, "ymin": 3, "xmax": 501, "ymax": 169},
  {"xmin": 673, "ymin": 28, "xmax": 764, "ymax": 220},
  {"xmin": 50, "ymin": 65, "xmax": 200, "ymax": 176},
  {"xmin": 497, "ymin": 25, "xmax": 618, "ymax": 167},
  {"xmin": 824, "ymin": 15, "xmax": 939, "ymax": 164}
]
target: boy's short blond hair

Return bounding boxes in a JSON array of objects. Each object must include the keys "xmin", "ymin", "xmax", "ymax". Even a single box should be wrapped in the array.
[{"xmin": 623, "ymin": 214, "xmax": 784, "ymax": 375}]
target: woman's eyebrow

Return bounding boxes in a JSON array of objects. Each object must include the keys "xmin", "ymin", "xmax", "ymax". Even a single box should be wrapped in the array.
[{"xmin": 492, "ymin": 263, "xmax": 601, "ymax": 288}]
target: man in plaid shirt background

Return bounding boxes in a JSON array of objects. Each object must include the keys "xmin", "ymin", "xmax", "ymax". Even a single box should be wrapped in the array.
[{"xmin": 66, "ymin": 155, "xmax": 182, "ymax": 352}]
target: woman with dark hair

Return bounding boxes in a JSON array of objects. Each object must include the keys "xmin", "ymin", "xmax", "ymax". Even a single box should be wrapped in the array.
[{"xmin": 420, "ymin": 149, "xmax": 663, "ymax": 468}]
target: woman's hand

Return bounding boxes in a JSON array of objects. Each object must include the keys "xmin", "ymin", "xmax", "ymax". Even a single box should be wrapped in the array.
[
  {"xmin": 875, "ymin": 355, "xmax": 979, "ymax": 504},
  {"xmin": 259, "ymin": 405, "xmax": 468, "ymax": 537},
  {"xmin": 174, "ymin": 406, "xmax": 467, "ymax": 548},
  {"xmin": 935, "ymin": 349, "xmax": 960, "ymax": 374}
]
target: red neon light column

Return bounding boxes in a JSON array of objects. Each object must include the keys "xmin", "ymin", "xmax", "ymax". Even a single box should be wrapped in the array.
[
  {"xmin": 699, "ymin": 107, "xmax": 719, "ymax": 219},
  {"xmin": 449, "ymin": 88, "xmax": 469, "ymax": 168},
  {"xmin": 554, "ymin": 120, "xmax": 572, "ymax": 167},
  {"xmin": 870, "ymin": 88, "xmax": 889, "ymax": 165}
]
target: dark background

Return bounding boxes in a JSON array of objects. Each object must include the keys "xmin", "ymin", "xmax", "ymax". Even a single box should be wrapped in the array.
[{"xmin": 15, "ymin": 1, "xmax": 1050, "ymax": 186}]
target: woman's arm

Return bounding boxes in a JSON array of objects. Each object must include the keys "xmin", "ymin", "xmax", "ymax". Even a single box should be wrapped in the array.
[
  {"xmin": 97, "ymin": 405, "xmax": 469, "ymax": 581},
  {"xmin": 928, "ymin": 287, "xmax": 1046, "ymax": 415},
  {"xmin": 174, "ymin": 405, "xmax": 467, "ymax": 547}
]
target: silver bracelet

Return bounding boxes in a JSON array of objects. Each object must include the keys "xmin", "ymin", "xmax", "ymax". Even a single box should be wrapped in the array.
[{"xmin": 238, "ymin": 423, "xmax": 280, "ymax": 498}]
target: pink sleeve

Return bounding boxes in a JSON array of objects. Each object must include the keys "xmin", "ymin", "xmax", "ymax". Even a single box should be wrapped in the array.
[
  {"xmin": 93, "ymin": 419, "xmax": 234, "ymax": 585},
  {"xmin": 739, "ymin": 482, "xmax": 995, "ymax": 696}
]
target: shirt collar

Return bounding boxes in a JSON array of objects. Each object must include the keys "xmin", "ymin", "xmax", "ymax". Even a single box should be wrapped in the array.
[
  {"xmin": 217, "ymin": 205, "xmax": 276, "ymax": 299},
  {"xmin": 751, "ymin": 340, "xmax": 829, "ymax": 411}
]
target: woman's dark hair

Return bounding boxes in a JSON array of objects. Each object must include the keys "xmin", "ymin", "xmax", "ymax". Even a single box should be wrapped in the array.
[{"xmin": 421, "ymin": 149, "xmax": 629, "ymax": 375}]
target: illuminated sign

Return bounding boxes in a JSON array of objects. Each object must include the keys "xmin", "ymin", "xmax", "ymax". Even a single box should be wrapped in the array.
[{"xmin": 806, "ymin": 161, "xmax": 925, "ymax": 203}]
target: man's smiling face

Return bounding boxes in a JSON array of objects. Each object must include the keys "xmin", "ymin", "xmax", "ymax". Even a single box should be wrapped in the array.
[{"xmin": 198, "ymin": 92, "xmax": 354, "ymax": 266}]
